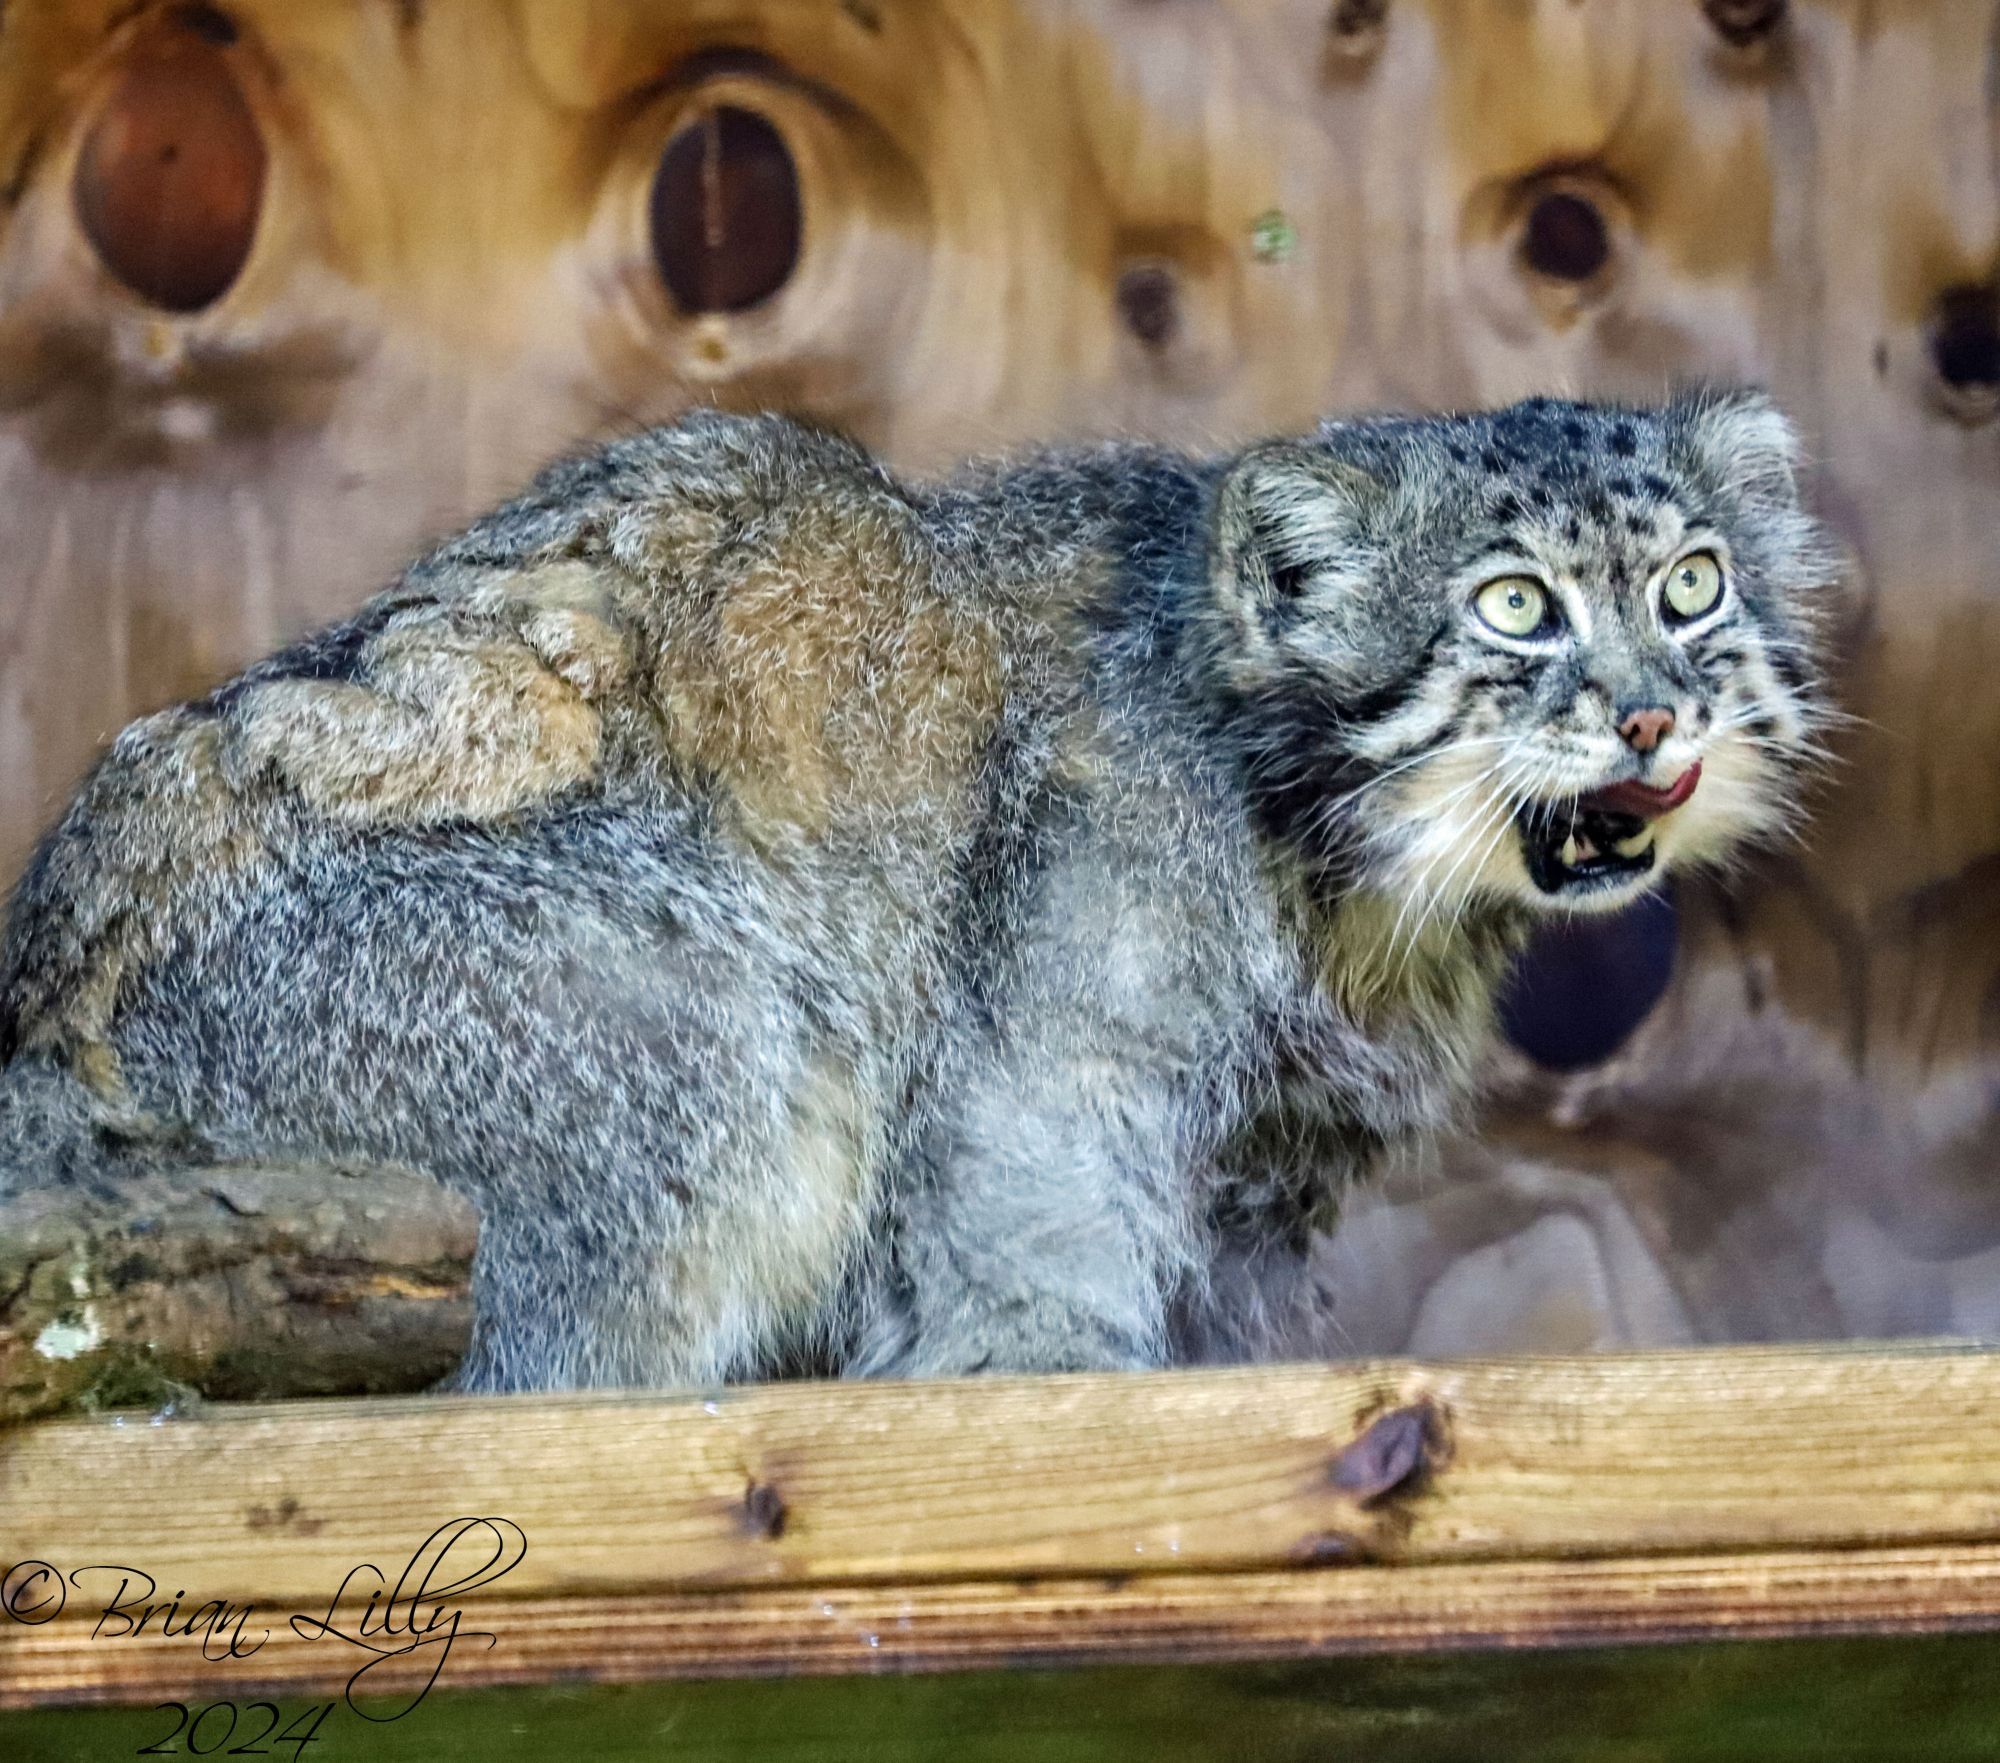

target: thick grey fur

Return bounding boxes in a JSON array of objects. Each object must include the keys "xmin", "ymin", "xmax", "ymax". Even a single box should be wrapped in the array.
[{"xmin": 0, "ymin": 393, "xmax": 1836, "ymax": 1390}]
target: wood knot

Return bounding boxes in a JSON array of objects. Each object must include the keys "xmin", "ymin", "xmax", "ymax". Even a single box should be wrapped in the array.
[
  {"xmin": 245, "ymin": 1495, "xmax": 323, "ymax": 1537},
  {"xmin": 1329, "ymin": 1399, "xmax": 1440, "ymax": 1506},
  {"xmin": 1113, "ymin": 226, "xmax": 1241, "ymax": 390},
  {"xmin": 1115, "ymin": 262, "xmax": 1181, "ymax": 351},
  {"xmin": 1521, "ymin": 190, "xmax": 1610, "ymax": 285},
  {"xmin": 1928, "ymin": 284, "xmax": 2000, "ymax": 424},
  {"xmin": 742, "ymin": 1478, "xmax": 788, "ymax": 1540},
  {"xmin": 170, "ymin": 4, "xmax": 240, "ymax": 45},
  {"xmin": 73, "ymin": 6, "xmax": 266, "ymax": 313},
  {"xmin": 1701, "ymin": 0, "xmax": 1786, "ymax": 47},
  {"xmin": 650, "ymin": 104, "xmax": 802, "ymax": 316},
  {"xmin": 1326, "ymin": 0, "xmax": 1389, "ymax": 58},
  {"xmin": 1289, "ymin": 1530, "xmax": 1363, "ymax": 1565}
]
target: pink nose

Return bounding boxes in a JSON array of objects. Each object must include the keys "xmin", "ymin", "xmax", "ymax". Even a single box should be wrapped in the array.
[{"xmin": 1618, "ymin": 707, "xmax": 1676, "ymax": 753}]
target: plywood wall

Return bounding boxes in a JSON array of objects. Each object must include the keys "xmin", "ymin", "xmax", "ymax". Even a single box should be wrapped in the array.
[{"xmin": 0, "ymin": 0, "xmax": 1996, "ymax": 1350}]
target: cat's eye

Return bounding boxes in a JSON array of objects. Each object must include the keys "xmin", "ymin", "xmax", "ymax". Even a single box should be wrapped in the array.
[
  {"xmin": 1663, "ymin": 551, "xmax": 1724, "ymax": 623},
  {"xmin": 1473, "ymin": 575, "xmax": 1555, "ymax": 639}
]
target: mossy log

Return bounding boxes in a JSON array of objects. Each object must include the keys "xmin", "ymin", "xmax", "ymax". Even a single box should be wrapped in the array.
[{"xmin": 0, "ymin": 1162, "xmax": 474, "ymax": 1423}]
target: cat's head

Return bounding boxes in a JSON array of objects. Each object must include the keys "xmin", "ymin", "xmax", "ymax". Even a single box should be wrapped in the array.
[{"xmin": 1207, "ymin": 390, "xmax": 1838, "ymax": 919}]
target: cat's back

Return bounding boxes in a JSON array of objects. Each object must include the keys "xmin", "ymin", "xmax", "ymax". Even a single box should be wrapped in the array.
[
  {"xmin": 0, "ymin": 413, "xmax": 1183, "ymax": 1070},
  {"xmin": 561, "ymin": 416, "xmax": 1210, "ymax": 848}
]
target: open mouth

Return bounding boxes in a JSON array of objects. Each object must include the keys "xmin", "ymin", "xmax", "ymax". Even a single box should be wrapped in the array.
[{"xmin": 1517, "ymin": 763, "xmax": 1701, "ymax": 897}]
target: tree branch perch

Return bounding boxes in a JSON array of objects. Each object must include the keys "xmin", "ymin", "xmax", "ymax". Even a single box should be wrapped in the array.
[{"xmin": 0, "ymin": 1162, "xmax": 474, "ymax": 1422}]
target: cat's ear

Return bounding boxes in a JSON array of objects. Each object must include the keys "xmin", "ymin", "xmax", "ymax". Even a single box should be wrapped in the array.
[
  {"xmin": 1679, "ymin": 388, "xmax": 1803, "ymax": 505},
  {"xmin": 1210, "ymin": 441, "xmax": 1384, "ymax": 637}
]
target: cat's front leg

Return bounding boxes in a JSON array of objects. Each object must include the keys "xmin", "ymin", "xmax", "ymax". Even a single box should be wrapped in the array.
[
  {"xmin": 861, "ymin": 929, "xmax": 1249, "ymax": 1378},
  {"xmin": 872, "ymin": 1066, "xmax": 1205, "ymax": 1376}
]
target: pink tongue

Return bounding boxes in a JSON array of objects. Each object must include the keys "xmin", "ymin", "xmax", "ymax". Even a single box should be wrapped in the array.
[{"xmin": 1579, "ymin": 761, "xmax": 1702, "ymax": 821}]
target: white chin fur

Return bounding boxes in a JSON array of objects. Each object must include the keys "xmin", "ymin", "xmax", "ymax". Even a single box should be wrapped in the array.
[{"xmin": 1373, "ymin": 728, "xmax": 1788, "ymax": 924}]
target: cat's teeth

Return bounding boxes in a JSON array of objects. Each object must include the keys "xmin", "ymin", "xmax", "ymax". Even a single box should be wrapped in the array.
[
  {"xmin": 1560, "ymin": 835, "xmax": 1581, "ymax": 868},
  {"xmin": 1614, "ymin": 829, "xmax": 1655, "ymax": 859}
]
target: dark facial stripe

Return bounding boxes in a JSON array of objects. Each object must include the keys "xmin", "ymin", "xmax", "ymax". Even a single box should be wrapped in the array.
[{"xmin": 1339, "ymin": 623, "xmax": 1449, "ymax": 733}]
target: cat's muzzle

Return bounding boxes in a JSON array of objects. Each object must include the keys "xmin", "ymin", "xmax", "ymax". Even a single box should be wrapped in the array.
[{"xmin": 1516, "ymin": 762, "xmax": 1702, "ymax": 898}]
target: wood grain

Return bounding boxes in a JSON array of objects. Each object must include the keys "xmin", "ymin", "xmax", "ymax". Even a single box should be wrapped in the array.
[
  {"xmin": 11, "ymin": 1547, "xmax": 2000, "ymax": 1708},
  {"xmin": 23, "ymin": 1347, "xmax": 2000, "ymax": 1603},
  {"xmin": 0, "ymin": 1162, "xmax": 476, "ymax": 1423},
  {"xmin": 6, "ymin": 1348, "xmax": 2000, "ymax": 1706},
  {"xmin": 0, "ymin": 2, "xmax": 1993, "ymax": 1373}
]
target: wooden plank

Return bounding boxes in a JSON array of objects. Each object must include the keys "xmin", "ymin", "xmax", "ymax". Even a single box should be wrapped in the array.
[
  {"xmin": 4, "ymin": 1346, "xmax": 1999, "ymax": 1611},
  {"xmin": 4, "ymin": 0, "xmax": 2000, "ymax": 1434},
  {"xmin": 8, "ymin": 1544, "xmax": 2000, "ymax": 1709}
]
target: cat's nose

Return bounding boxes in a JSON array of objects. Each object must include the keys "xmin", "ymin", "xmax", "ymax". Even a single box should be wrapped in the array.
[{"xmin": 1618, "ymin": 707, "xmax": 1676, "ymax": 753}]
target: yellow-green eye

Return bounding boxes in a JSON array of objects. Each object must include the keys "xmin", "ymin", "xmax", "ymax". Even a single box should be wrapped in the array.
[
  {"xmin": 1474, "ymin": 575, "xmax": 1552, "ymax": 638},
  {"xmin": 1664, "ymin": 551, "xmax": 1724, "ymax": 622}
]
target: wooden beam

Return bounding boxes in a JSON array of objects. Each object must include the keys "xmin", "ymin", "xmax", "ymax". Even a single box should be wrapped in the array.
[
  {"xmin": 5, "ymin": 1344, "xmax": 2000, "ymax": 1706},
  {"xmin": 9, "ymin": 1546, "xmax": 2000, "ymax": 1708},
  {"xmin": 9, "ymin": 1345, "xmax": 2000, "ymax": 1597}
]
